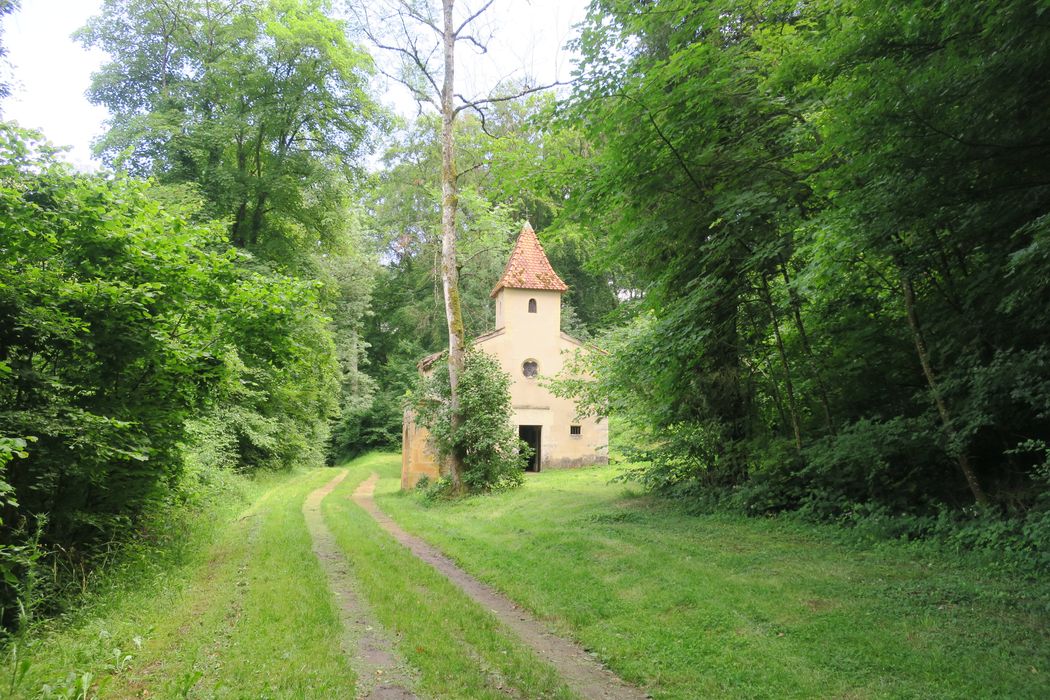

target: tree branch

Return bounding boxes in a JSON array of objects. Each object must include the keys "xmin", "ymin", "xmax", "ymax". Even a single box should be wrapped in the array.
[
  {"xmin": 455, "ymin": 161, "xmax": 485, "ymax": 179},
  {"xmin": 394, "ymin": 0, "xmax": 442, "ymax": 36},
  {"xmin": 456, "ymin": 33, "xmax": 489, "ymax": 53},
  {"xmin": 454, "ymin": 0, "xmax": 496, "ymax": 36},
  {"xmin": 616, "ymin": 91, "xmax": 706, "ymax": 197},
  {"xmin": 453, "ymin": 79, "xmax": 569, "ymax": 115}
]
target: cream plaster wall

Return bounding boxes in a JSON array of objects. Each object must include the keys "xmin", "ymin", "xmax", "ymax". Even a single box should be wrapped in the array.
[
  {"xmin": 483, "ymin": 287, "xmax": 608, "ymax": 469},
  {"xmin": 401, "ymin": 409, "xmax": 441, "ymax": 490},
  {"xmin": 401, "ymin": 287, "xmax": 608, "ymax": 489}
]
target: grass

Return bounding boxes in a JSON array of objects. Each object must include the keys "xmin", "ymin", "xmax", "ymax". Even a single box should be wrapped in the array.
[
  {"xmin": 4, "ymin": 457, "xmax": 574, "ymax": 699},
  {"xmin": 5, "ymin": 467, "xmax": 358, "ymax": 699},
  {"xmin": 321, "ymin": 452, "xmax": 574, "ymax": 699},
  {"xmin": 374, "ymin": 454, "xmax": 1050, "ymax": 700},
  {"xmin": 8, "ymin": 451, "xmax": 1046, "ymax": 699}
]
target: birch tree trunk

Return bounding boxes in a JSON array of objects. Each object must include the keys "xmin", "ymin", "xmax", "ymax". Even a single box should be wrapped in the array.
[
  {"xmin": 440, "ymin": 0, "xmax": 466, "ymax": 490},
  {"xmin": 899, "ymin": 268, "xmax": 988, "ymax": 506}
]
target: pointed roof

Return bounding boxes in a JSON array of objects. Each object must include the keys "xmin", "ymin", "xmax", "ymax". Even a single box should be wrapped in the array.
[{"xmin": 490, "ymin": 222, "xmax": 568, "ymax": 298}]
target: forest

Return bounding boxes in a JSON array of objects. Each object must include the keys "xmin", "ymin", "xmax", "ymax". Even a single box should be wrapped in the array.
[{"xmin": 1, "ymin": 0, "xmax": 1049, "ymax": 639}]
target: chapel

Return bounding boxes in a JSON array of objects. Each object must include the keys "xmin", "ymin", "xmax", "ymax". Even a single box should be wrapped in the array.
[{"xmin": 401, "ymin": 222, "xmax": 609, "ymax": 489}]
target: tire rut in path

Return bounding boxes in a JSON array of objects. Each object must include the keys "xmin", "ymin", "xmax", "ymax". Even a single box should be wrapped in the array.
[
  {"xmin": 304, "ymin": 471, "xmax": 419, "ymax": 700},
  {"xmin": 352, "ymin": 473, "xmax": 649, "ymax": 700}
]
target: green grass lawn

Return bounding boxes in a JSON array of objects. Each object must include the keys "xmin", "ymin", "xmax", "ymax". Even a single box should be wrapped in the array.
[
  {"xmin": 6, "ymin": 468, "xmax": 359, "ymax": 699},
  {"xmin": 8, "ymin": 453, "xmax": 1046, "ymax": 699},
  {"xmin": 5, "ymin": 459, "xmax": 574, "ymax": 699},
  {"xmin": 104, "ymin": 468, "xmax": 360, "ymax": 699},
  {"xmin": 373, "ymin": 453, "xmax": 1050, "ymax": 700},
  {"xmin": 322, "ymin": 453, "xmax": 574, "ymax": 699}
]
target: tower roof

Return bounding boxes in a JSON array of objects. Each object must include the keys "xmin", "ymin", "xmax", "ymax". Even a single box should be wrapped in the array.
[{"xmin": 490, "ymin": 222, "xmax": 568, "ymax": 298}]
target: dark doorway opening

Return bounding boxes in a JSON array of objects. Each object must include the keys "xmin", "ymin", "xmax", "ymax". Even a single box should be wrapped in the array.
[{"xmin": 519, "ymin": 425, "xmax": 541, "ymax": 472}]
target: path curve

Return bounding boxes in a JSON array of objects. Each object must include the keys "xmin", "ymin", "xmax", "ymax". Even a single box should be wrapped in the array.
[
  {"xmin": 304, "ymin": 471, "xmax": 419, "ymax": 700},
  {"xmin": 352, "ymin": 472, "xmax": 649, "ymax": 700}
]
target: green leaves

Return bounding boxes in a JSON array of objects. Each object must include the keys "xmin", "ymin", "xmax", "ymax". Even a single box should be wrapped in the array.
[
  {"xmin": 0, "ymin": 124, "xmax": 342, "ymax": 625},
  {"xmin": 78, "ymin": 0, "xmax": 384, "ymax": 258},
  {"xmin": 413, "ymin": 350, "xmax": 526, "ymax": 494},
  {"xmin": 565, "ymin": 0, "xmax": 1050, "ymax": 515}
]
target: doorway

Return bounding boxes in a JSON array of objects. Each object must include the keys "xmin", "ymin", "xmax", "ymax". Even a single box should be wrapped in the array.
[{"xmin": 519, "ymin": 425, "xmax": 541, "ymax": 472}]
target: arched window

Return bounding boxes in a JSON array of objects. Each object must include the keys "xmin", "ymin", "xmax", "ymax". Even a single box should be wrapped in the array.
[
  {"xmin": 528, "ymin": 298, "xmax": 537, "ymax": 313},
  {"xmin": 522, "ymin": 359, "xmax": 539, "ymax": 378}
]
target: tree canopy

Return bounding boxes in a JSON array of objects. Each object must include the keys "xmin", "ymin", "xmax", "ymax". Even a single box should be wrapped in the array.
[
  {"xmin": 77, "ymin": 0, "xmax": 382, "ymax": 256},
  {"xmin": 562, "ymin": 0, "xmax": 1050, "ymax": 518},
  {"xmin": 2, "ymin": 0, "xmax": 1049, "ymax": 633}
]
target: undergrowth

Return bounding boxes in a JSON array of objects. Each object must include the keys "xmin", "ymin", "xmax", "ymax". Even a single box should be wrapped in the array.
[{"xmin": 0, "ymin": 457, "xmax": 267, "ymax": 698}]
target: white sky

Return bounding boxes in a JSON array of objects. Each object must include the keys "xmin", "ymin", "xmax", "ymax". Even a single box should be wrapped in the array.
[
  {"xmin": 2, "ymin": 0, "xmax": 587, "ymax": 172},
  {"xmin": 4, "ymin": 1, "xmax": 109, "ymax": 170}
]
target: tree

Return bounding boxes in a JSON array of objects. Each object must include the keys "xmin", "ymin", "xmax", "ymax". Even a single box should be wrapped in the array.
[
  {"xmin": 79, "ymin": 0, "xmax": 379, "ymax": 470},
  {"xmin": 355, "ymin": 0, "xmax": 563, "ymax": 491},
  {"xmin": 564, "ymin": 0, "xmax": 1050, "ymax": 517},
  {"xmin": 77, "ymin": 0, "xmax": 381, "ymax": 260},
  {"xmin": 569, "ymin": 0, "xmax": 816, "ymax": 483},
  {"xmin": 0, "ymin": 124, "xmax": 339, "ymax": 624},
  {"xmin": 412, "ymin": 349, "xmax": 526, "ymax": 494},
  {"xmin": 801, "ymin": 0, "xmax": 1050, "ymax": 506}
]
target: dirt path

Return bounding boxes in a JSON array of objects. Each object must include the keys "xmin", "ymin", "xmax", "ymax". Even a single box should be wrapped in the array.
[
  {"xmin": 304, "ymin": 471, "xmax": 419, "ymax": 700},
  {"xmin": 352, "ymin": 473, "xmax": 649, "ymax": 700}
]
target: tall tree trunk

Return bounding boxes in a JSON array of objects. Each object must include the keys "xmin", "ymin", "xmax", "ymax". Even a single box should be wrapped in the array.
[
  {"xmin": 231, "ymin": 138, "xmax": 249, "ymax": 246},
  {"xmin": 232, "ymin": 201, "xmax": 248, "ymax": 247},
  {"xmin": 778, "ymin": 260, "xmax": 833, "ymax": 433},
  {"xmin": 705, "ymin": 259, "xmax": 748, "ymax": 483},
  {"xmin": 899, "ymin": 268, "xmax": 989, "ymax": 506},
  {"xmin": 440, "ymin": 0, "xmax": 466, "ymax": 491},
  {"xmin": 759, "ymin": 274, "xmax": 803, "ymax": 453},
  {"xmin": 248, "ymin": 192, "xmax": 267, "ymax": 247},
  {"xmin": 743, "ymin": 300, "xmax": 789, "ymax": 431}
]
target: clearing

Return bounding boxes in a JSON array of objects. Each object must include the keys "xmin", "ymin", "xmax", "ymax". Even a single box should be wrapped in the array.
[{"xmin": 6, "ymin": 452, "xmax": 1048, "ymax": 699}]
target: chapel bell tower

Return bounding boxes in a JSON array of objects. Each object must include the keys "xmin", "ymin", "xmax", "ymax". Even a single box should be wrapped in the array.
[{"xmin": 491, "ymin": 221, "xmax": 568, "ymax": 338}]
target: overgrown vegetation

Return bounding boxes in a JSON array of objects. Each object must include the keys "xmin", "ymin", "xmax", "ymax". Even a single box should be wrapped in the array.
[
  {"xmin": 0, "ymin": 0, "xmax": 382, "ymax": 632},
  {"xmin": 413, "ymin": 350, "xmax": 527, "ymax": 495},
  {"xmin": 0, "ymin": 468, "xmax": 351, "ymax": 699},
  {"xmin": 0, "ymin": 124, "xmax": 343, "ymax": 628},
  {"xmin": 548, "ymin": 0, "xmax": 1050, "ymax": 548},
  {"xmin": 2, "ymin": 0, "xmax": 1048, "ymax": 659}
]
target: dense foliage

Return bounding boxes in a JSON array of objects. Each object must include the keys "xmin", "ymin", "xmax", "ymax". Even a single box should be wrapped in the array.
[
  {"xmin": 0, "ymin": 126, "xmax": 342, "ymax": 626},
  {"xmin": 0, "ymin": 1, "xmax": 387, "ymax": 631},
  {"xmin": 560, "ymin": 0, "xmax": 1050, "ymax": 533},
  {"xmin": 77, "ymin": 0, "xmax": 382, "ymax": 469},
  {"xmin": 413, "ymin": 350, "xmax": 527, "ymax": 495},
  {"xmin": 76, "ymin": 0, "xmax": 380, "ymax": 257},
  {"xmin": 3, "ymin": 0, "xmax": 1048, "ymax": 636}
]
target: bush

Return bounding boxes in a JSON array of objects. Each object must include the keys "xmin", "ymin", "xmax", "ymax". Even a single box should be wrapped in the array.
[
  {"xmin": 0, "ymin": 125, "xmax": 339, "ymax": 629},
  {"xmin": 412, "ymin": 350, "xmax": 527, "ymax": 494}
]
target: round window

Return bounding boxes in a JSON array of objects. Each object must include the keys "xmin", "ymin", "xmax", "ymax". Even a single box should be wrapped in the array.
[{"xmin": 522, "ymin": 359, "xmax": 539, "ymax": 378}]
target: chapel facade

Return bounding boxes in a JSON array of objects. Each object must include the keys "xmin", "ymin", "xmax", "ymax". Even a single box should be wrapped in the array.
[{"xmin": 401, "ymin": 222, "xmax": 609, "ymax": 489}]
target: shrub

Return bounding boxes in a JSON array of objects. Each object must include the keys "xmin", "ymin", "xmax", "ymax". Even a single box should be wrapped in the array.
[
  {"xmin": 0, "ymin": 125, "xmax": 339, "ymax": 629},
  {"xmin": 412, "ymin": 350, "xmax": 527, "ymax": 494}
]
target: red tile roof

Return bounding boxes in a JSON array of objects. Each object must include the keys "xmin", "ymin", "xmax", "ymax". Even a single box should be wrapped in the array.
[{"xmin": 490, "ymin": 222, "xmax": 568, "ymax": 298}]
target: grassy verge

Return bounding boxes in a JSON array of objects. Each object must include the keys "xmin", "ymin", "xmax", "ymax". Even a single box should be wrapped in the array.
[
  {"xmin": 4, "ymin": 467, "xmax": 357, "ymax": 699},
  {"xmin": 322, "ymin": 452, "xmax": 574, "ymax": 699},
  {"xmin": 374, "ymin": 454, "xmax": 1050, "ymax": 699}
]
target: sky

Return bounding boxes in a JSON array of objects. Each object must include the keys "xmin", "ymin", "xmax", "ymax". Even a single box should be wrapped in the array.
[
  {"xmin": 4, "ymin": 1, "xmax": 109, "ymax": 170},
  {"xmin": 2, "ymin": 0, "xmax": 588, "ymax": 172}
]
